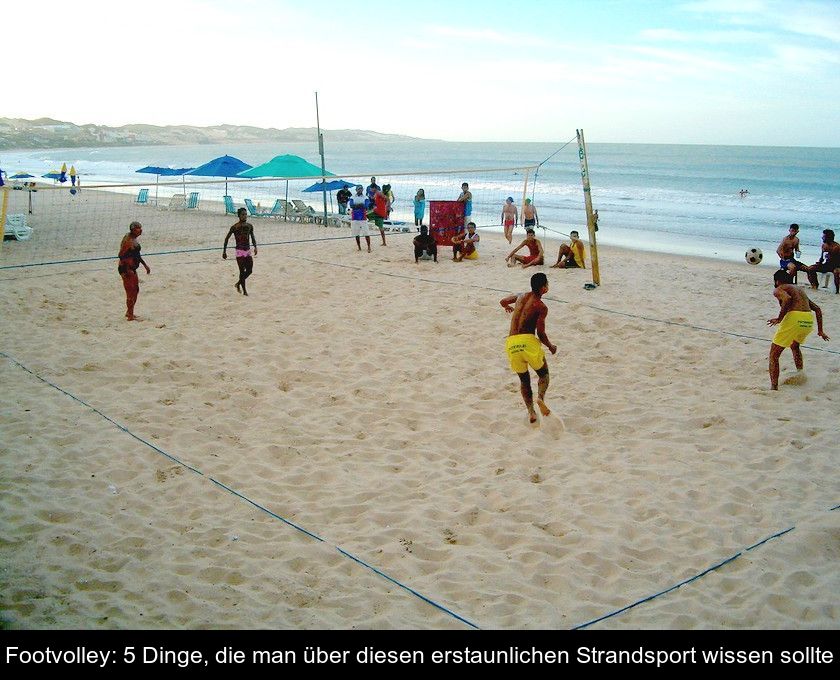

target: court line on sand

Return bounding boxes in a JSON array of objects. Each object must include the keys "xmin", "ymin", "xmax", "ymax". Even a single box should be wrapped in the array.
[
  {"xmin": 4, "ymin": 349, "xmax": 835, "ymax": 629},
  {"xmin": 0, "ymin": 349, "xmax": 479, "ymax": 630}
]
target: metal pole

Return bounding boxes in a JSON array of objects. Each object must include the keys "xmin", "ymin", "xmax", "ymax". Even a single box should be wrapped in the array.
[
  {"xmin": 315, "ymin": 91, "xmax": 328, "ymax": 226},
  {"xmin": 576, "ymin": 129, "xmax": 600, "ymax": 286}
]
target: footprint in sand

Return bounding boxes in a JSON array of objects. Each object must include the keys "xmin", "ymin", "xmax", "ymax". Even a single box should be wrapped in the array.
[
  {"xmin": 782, "ymin": 372, "xmax": 807, "ymax": 386},
  {"xmin": 155, "ymin": 466, "xmax": 184, "ymax": 483}
]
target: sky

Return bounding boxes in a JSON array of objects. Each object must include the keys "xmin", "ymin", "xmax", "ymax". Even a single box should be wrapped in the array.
[{"xmin": 5, "ymin": 0, "xmax": 840, "ymax": 146}]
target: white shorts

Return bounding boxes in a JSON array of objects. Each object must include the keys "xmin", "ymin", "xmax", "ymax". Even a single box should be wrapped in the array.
[{"xmin": 351, "ymin": 220, "xmax": 369, "ymax": 237}]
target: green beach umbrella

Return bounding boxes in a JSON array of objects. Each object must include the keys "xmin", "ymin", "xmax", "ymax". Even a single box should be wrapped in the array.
[{"xmin": 238, "ymin": 154, "xmax": 335, "ymax": 220}]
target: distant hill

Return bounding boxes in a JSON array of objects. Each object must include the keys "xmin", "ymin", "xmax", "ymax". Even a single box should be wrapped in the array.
[{"xmin": 0, "ymin": 118, "xmax": 429, "ymax": 150}]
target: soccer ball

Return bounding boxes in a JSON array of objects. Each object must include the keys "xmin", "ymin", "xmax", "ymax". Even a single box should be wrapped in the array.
[{"xmin": 745, "ymin": 248, "xmax": 763, "ymax": 265}]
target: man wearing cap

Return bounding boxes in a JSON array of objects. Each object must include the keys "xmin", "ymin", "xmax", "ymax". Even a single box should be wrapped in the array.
[
  {"xmin": 348, "ymin": 185, "xmax": 371, "ymax": 252},
  {"xmin": 523, "ymin": 198, "xmax": 538, "ymax": 228},
  {"xmin": 501, "ymin": 197, "xmax": 518, "ymax": 243}
]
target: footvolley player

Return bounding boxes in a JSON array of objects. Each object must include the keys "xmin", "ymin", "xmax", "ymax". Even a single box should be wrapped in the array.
[
  {"xmin": 767, "ymin": 270, "xmax": 829, "ymax": 390},
  {"xmin": 500, "ymin": 272, "xmax": 557, "ymax": 423},
  {"xmin": 222, "ymin": 207, "xmax": 258, "ymax": 295},
  {"xmin": 118, "ymin": 221, "xmax": 150, "ymax": 321}
]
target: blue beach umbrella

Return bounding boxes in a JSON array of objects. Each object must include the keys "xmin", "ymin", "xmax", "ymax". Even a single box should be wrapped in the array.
[
  {"xmin": 11, "ymin": 172, "xmax": 35, "ymax": 179},
  {"xmin": 136, "ymin": 165, "xmax": 195, "ymax": 203},
  {"xmin": 302, "ymin": 179, "xmax": 355, "ymax": 212},
  {"xmin": 187, "ymin": 155, "xmax": 252, "ymax": 196}
]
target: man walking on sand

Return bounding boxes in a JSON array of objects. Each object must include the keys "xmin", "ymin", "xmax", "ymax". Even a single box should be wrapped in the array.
[
  {"xmin": 222, "ymin": 207, "xmax": 258, "ymax": 296},
  {"xmin": 500, "ymin": 272, "xmax": 557, "ymax": 423},
  {"xmin": 767, "ymin": 270, "xmax": 829, "ymax": 390},
  {"xmin": 501, "ymin": 196, "xmax": 518, "ymax": 243}
]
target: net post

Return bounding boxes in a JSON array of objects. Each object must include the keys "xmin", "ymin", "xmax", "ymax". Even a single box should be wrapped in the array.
[
  {"xmin": 577, "ymin": 129, "xmax": 600, "ymax": 286},
  {"xmin": 0, "ymin": 186, "xmax": 9, "ymax": 249},
  {"xmin": 520, "ymin": 168, "xmax": 530, "ymax": 235}
]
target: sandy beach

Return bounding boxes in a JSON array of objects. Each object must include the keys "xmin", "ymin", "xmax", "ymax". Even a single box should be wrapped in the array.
[{"xmin": 1, "ymin": 192, "xmax": 838, "ymax": 629}]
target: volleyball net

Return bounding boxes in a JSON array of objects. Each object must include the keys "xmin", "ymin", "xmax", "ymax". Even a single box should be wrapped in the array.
[{"xmin": 0, "ymin": 165, "xmax": 540, "ymax": 269}]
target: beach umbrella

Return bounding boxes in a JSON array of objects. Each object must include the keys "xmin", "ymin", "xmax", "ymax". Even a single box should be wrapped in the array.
[
  {"xmin": 136, "ymin": 165, "xmax": 195, "ymax": 204},
  {"xmin": 186, "ymin": 155, "xmax": 252, "ymax": 197},
  {"xmin": 302, "ymin": 179, "xmax": 355, "ymax": 213},
  {"xmin": 238, "ymin": 155, "xmax": 335, "ymax": 219},
  {"xmin": 10, "ymin": 172, "xmax": 35, "ymax": 179},
  {"xmin": 42, "ymin": 170, "xmax": 64, "ymax": 180}
]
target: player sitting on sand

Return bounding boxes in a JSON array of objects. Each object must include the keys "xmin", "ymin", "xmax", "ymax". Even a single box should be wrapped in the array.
[
  {"xmin": 506, "ymin": 228, "xmax": 544, "ymax": 268},
  {"xmin": 222, "ymin": 208, "xmax": 258, "ymax": 296},
  {"xmin": 452, "ymin": 222, "xmax": 479, "ymax": 261},
  {"xmin": 767, "ymin": 270, "xmax": 829, "ymax": 390},
  {"xmin": 500, "ymin": 273, "xmax": 557, "ymax": 423},
  {"xmin": 413, "ymin": 225, "xmax": 437, "ymax": 263},
  {"xmin": 550, "ymin": 231, "xmax": 586, "ymax": 269}
]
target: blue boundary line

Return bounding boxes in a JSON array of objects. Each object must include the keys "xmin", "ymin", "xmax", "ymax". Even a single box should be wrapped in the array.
[
  {"xmin": 3, "ymin": 241, "xmax": 838, "ymax": 356},
  {"xmin": 1, "ymin": 349, "xmax": 479, "ymax": 630},
  {"xmin": 291, "ymin": 255, "xmax": 840, "ymax": 357},
  {"xmin": 573, "ymin": 510, "xmax": 836, "ymax": 630}
]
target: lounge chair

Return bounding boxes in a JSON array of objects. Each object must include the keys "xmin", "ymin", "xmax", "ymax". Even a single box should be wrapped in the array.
[
  {"xmin": 135, "ymin": 188, "xmax": 149, "ymax": 205},
  {"xmin": 292, "ymin": 199, "xmax": 321, "ymax": 223},
  {"xmin": 224, "ymin": 196, "xmax": 238, "ymax": 215},
  {"xmin": 264, "ymin": 199, "xmax": 286, "ymax": 219},
  {"xmin": 166, "ymin": 194, "xmax": 187, "ymax": 210},
  {"xmin": 278, "ymin": 199, "xmax": 297, "ymax": 221},
  {"xmin": 186, "ymin": 191, "xmax": 200, "ymax": 209},
  {"xmin": 3, "ymin": 213, "xmax": 32, "ymax": 241},
  {"xmin": 244, "ymin": 198, "xmax": 270, "ymax": 217}
]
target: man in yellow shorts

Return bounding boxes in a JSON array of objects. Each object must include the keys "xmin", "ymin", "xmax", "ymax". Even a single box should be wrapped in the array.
[
  {"xmin": 767, "ymin": 269, "xmax": 829, "ymax": 390},
  {"xmin": 500, "ymin": 272, "xmax": 557, "ymax": 422}
]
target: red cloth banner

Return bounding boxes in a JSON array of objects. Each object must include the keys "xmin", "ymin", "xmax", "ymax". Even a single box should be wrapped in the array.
[{"xmin": 429, "ymin": 200, "xmax": 465, "ymax": 247}]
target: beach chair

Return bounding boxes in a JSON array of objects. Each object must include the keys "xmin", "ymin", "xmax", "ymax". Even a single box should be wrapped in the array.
[
  {"xmin": 265, "ymin": 199, "xmax": 286, "ymax": 219},
  {"xmin": 186, "ymin": 191, "xmax": 200, "ymax": 209},
  {"xmin": 292, "ymin": 199, "xmax": 319, "ymax": 223},
  {"xmin": 224, "ymin": 196, "xmax": 238, "ymax": 215},
  {"xmin": 3, "ymin": 213, "xmax": 32, "ymax": 241},
  {"xmin": 135, "ymin": 188, "xmax": 149, "ymax": 205},
  {"xmin": 244, "ymin": 198, "xmax": 270, "ymax": 217},
  {"xmin": 166, "ymin": 194, "xmax": 187, "ymax": 210},
  {"xmin": 278, "ymin": 199, "xmax": 297, "ymax": 221}
]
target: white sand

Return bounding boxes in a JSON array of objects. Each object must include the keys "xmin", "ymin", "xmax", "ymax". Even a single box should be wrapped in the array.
[{"xmin": 1, "ymin": 202, "xmax": 838, "ymax": 629}]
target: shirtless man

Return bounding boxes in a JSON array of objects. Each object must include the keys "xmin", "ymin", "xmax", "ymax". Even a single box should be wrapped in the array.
[
  {"xmin": 806, "ymin": 229, "xmax": 840, "ymax": 294},
  {"xmin": 506, "ymin": 228, "xmax": 544, "ymax": 268},
  {"xmin": 776, "ymin": 223, "xmax": 806, "ymax": 278},
  {"xmin": 222, "ymin": 207, "xmax": 258, "ymax": 295},
  {"xmin": 500, "ymin": 273, "xmax": 557, "ymax": 423},
  {"xmin": 452, "ymin": 222, "xmax": 479, "ymax": 261},
  {"xmin": 767, "ymin": 270, "xmax": 829, "ymax": 390},
  {"xmin": 523, "ymin": 198, "xmax": 538, "ymax": 228},
  {"xmin": 118, "ymin": 221, "xmax": 150, "ymax": 321},
  {"xmin": 501, "ymin": 197, "xmax": 518, "ymax": 243}
]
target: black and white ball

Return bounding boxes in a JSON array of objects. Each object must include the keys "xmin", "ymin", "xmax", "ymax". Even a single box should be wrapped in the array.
[{"xmin": 745, "ymin": 247, "xmax": 763, "ymax": 265}]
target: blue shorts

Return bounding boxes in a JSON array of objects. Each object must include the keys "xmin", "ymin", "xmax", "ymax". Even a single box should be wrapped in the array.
[{"xmin": 779, "ymin": 258, "xmax": 805, "ymax": 271}]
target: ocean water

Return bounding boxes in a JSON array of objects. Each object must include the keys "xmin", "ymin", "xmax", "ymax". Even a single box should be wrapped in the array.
[{"xmin": 3, "ymin": 141, "xmax": 838, "ymax": 264}]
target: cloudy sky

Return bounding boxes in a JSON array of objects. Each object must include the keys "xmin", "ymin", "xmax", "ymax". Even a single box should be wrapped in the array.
[{"xmin": 7, "ymin": 0, "xmax": 840, "ymax": 146}]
